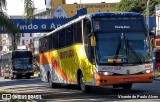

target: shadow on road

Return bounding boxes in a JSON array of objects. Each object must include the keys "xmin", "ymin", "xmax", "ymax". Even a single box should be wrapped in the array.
[
  {"xmin": 41, "ymin": 84, "xmax": 149, "ymax": 100},
  {"xmin": 0, "ymin": 77, "xmax": 43, "ymax": 87}
]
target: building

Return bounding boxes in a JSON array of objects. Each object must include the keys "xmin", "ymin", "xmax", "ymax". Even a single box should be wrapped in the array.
[
  {"xmin": 31, "ymin": 9, "xmax": 51, "ymax": 54},
  {"xmin": 156, "ymin": 5, "xmax": 160, "ymax": 36},
  {"xmin": 0, "ymin": 34, "xmax": 12, "ymax": 55},
  {"xmin": 50, "ymin": 0, "xmax": 117, "ymax": 18},
  {"xmin": 0, "ymin": 12, "xmax": 12, "ymax": 55},
  {"xmin": 9, "ymin": 16, "xmax": 34, "ymax": 51}
]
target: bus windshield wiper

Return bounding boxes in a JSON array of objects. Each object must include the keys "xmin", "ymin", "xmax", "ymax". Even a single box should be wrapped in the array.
[
  {"xmin": 126, "ymin": 38, "xmax": 143, "ymax": 64},
  {"xmin": 114, "ymin": 37, "xmax": 121, "ymax": 59}
]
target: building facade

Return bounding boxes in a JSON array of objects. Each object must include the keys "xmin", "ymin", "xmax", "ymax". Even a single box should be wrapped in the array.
[
  {"xmin": 32, "ymin": 9, "xmax": 51, "ymax": 54},
  {"xmin": 0, "ymin": 34, "xmax": 12, "ymax": 55},
  {"xmin": 156, "ymin": 5, "xmax": 160, "ymax": 36},
  {"xmin": 51, "ymin": 0, "xmax": 117, "ymax": 18}
]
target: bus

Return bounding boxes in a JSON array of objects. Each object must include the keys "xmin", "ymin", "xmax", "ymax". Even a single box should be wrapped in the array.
[
  {"xmin": 1, "ymin": 50, "xmax": 34, "ymax": 79},
  {"xmin": 39, "ymin": 12, "xmax": 154, "ymax": 93},
  {"xmin": 153, "ymin": 36, "xmax": 160, "ymax": 71}
]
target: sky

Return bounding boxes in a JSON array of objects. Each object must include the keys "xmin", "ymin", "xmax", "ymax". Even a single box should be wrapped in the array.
[{"xmin": 6, "ymin": 0, "xmax": 120, "ymax": 15}]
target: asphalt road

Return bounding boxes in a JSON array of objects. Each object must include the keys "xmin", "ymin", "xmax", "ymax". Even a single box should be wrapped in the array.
[{"xmin": 0, "ymin": 77, "xmax": 160, "ymax": 102}]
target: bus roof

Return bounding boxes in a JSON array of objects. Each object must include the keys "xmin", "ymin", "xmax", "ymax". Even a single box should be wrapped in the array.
[
  {"xmin": 90, "ymin": 12, "xmax": 143, "ymax": 18},
  {"xmin": 44, "ymin": 12, "xmax": 143, "ymax": 37}
]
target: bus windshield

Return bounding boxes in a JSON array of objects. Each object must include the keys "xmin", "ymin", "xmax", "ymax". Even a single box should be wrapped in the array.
[
  {"xmin": 96, "ymin": 32, "xmax": 151, "ymax": 64},
  {"xmin": 13, "ymin": 58, "xmax": 32, "ymax": 69},
  {"xmin": 93, "ymin": 17, "xmax": 146, "ymax": 32}
]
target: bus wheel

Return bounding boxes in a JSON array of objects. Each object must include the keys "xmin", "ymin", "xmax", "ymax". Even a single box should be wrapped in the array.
[
  {"xmin": 122, "ymin": 83, "xmax": 132, "ymax": 90},
  {"xmin": 79, "ymin": 73, "xmax": 90, "ymax": 93},
  {"xmin": 48, "ymin": 73, "xmax": 54, "ymax": 88}
]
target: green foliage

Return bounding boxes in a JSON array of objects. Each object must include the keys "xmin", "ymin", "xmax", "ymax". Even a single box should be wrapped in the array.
[
  {"xmin": 154, "ymin": 71, "xmax": 160, "ymax": 78},
  {"xmin": 32, "ymin": 53, "xmax": 39, "ymax": 71},
  {"xmin": 24, "ymin": 0, "xmax": 35, "ymax": 20},
  {"xmin": 0, "ymin": 11, "xmax": 20, "ymax": 51},
  {"xmin": 117, "ymin": 0, "xmax": 160, "ymax": 16},
  {"xmin": 0, "ymin": 0, "xmax": 6, "ymax": 10},
  {"xmin": 0, "ymin": 0, "xmax": 35, "ymax": 51}
]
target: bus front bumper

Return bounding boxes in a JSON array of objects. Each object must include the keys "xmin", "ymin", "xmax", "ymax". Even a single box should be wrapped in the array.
[{"xmin": 94, "ymin": 72, "xmax": 154, "ymax": 86}]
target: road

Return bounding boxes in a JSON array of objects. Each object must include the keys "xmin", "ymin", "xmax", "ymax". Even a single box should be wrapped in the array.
[{"xmin": 0, "ymin": 77, "xmax": 160, "ymax": 102}]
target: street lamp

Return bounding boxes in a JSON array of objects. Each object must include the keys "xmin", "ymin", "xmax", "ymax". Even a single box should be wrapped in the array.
[{"xmin": 146, "ymin": 0, "xmax": 150, "ymax": 28}]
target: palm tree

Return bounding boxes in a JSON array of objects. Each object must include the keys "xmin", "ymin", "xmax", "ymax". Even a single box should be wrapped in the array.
[
  {"xmin": 0, "ymin": 0, "xmax": 35, "ymax": 51},
  {"xmin": 24, "ymin": 0, "xmax": 35, "ymax": 19}
]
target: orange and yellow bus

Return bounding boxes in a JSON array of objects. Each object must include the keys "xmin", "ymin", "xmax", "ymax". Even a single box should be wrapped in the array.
[{"xmin": 39, "ymin": 12, "xmax": 154, "ymax": 93}]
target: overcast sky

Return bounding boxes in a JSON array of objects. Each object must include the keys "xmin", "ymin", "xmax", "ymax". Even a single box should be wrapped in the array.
[{"xmin": 6, "ymin": 0, "xmax": 120, "ymax": 15}]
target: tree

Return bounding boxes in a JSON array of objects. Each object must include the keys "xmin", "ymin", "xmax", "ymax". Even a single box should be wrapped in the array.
[
  {"xmin": 117, "ymin": 0, "xmax": 160, "ymax": 16},
  {"xmin": 0, "ymin": 0, "xmax": 35, "ymax": 51}
]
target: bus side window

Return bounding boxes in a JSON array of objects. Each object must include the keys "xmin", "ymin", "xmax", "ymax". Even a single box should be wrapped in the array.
[
  {"xmin": 83, "ymin": 19, "xmax": 92, "ymax": 62},
  {"xmin": 66, "ymin": 25, "xmax": 74, "ymax": 46},
  {"xmin": 48, "ymin": 35, "xmax": 52, "ymax": 50},
  {"xmin": 59, "ymin": 29, "xmax": 66, "ymax": 48},
  {"xmin": 52, "ymin": 33, "xmax": 59, "ymax": 49},
  {"xmin": 73, "ymin": 21, "xmax": 82, "ymax": 43}
]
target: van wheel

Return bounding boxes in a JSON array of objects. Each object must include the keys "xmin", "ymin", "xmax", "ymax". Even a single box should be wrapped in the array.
[{"xmin": 79, "ymin": 73, "xmax": 90, "ymax": 93}]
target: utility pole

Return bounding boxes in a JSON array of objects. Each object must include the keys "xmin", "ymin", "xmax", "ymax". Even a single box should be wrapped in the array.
[
  {"xmin": 80, "ymin": 0, "xmax": 82, "ymax": 9},
  {"xmin": 146, "ymin": 0, "xmax": 150, "ymax": 28}
]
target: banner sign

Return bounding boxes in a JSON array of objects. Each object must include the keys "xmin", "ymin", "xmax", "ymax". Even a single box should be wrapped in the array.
[{"xmin": 0, "ymin": 8, "xmax": 87, "ymax": 33}]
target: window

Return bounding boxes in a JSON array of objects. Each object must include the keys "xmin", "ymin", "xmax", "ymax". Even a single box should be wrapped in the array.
[
  {"xmin": 83, "ymin": 19, "xmax": 92, "ymax": 62},
  {"xmin": 73, "ymin": 21, "xmax": 82, "ymax": 43},
  {"xmin": 59, "ymin": 29, "xmax": 66, "ymax": 48},
  {"xmin": 30, "ymin": 39, "xmax": 32, "ymax": 43},
  {"xmin": 30, "ymin": 33, "xmax": 32, "ymax": 37},
  {"xmin": 52, "ymin": 33, "xmax": 59, "ymax": 49},
  {"xmin": 22, "ymin": 39, "xmax": 25, "ymax": 45},
  {"xmin": 66, "ymin": 25, "xmax": 73, "ymax": 46},
  {"xmin": 48, "ymin": 35, "xmax": 52, "ymax": 50},
  {"xmin": 22, "ymin": 33, "xmax": 24, "ymax": 37}
]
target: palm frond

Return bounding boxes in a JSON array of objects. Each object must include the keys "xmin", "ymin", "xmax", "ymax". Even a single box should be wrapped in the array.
[
  {"xmin": 24, "ymin": 0, "xmax": 35, "ymax": 19},
  {"xmin": 0, "ymin": 0, "xmax": 7, "ymax": 11},
  {"xmin": 0, "ymin": 11, "xmax": 20, "ymax": 50}
]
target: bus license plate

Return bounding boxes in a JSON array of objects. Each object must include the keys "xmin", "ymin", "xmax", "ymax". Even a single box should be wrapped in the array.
[{"xmin": 124, "ymin": 78, "xmax": 133, "ymax": 82}]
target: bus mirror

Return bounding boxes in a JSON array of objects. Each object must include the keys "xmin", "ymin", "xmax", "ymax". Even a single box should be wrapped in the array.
[
  {"xmin": 149, "ymin": 28, "xmax": 155, "ymax": 36},
  {"xmin": 91, "ymin": 35, "xmax": 96, "ymax": 46}
]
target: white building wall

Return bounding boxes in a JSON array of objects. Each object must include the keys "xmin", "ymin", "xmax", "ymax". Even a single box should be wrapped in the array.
[
  {"xmin": 33, "ymin": 9, "xmax": 51, "ymax": 54},
  {"xmin": 1, "ymin": 34, "xmax": 12, "ymax": 55},
  {"xmin": 19, "ymin": 33, "xmax": 33, "ymax": 46},
  {"xmin": 156, "ymin": 5, "xmax": 160, "ymax": 36}
]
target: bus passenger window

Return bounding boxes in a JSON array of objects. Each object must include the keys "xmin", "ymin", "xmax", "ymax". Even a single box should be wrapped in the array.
[
  {"xmin": 73, "ymin": 21, "xmax": 82, "ymax": 43},
  {"xmin": 66, "ymin": 25, "xmax": 74, "ymax": 46},
  {"xmin": 52, "ymin": 33, "xmax": 59, "ymax": 49},
  {"xmin": 59, "ymin": 29, "xmax": 66, "ymax": 48},
  {"xmin": 48, "ymin": 35, "xmax": 52, "ymax": 50}
]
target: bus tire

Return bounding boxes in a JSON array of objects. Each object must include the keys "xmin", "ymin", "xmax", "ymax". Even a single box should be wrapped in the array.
[
  {"xmin": 122, "ymin": 83, "xmax": 132, "ymax": 90},
  {"xmin": 79, "ymin": 72, "xmax": 90, "ymax": 93}
]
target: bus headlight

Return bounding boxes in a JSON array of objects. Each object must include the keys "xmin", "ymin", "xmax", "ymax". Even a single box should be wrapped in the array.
[
  {"xmin": 98, "ymin": 71, "xmax": 113, "ymax": 75},
  {"xmin": 142, "ymin": 69, "xmax": 153, "ymax": 74},
  {"xmin": 146, "ymin": 70, "xmax": 151, "ymax": 73}
]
